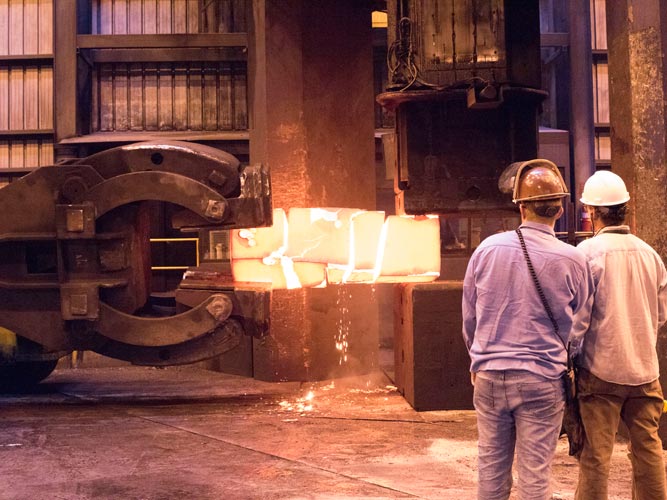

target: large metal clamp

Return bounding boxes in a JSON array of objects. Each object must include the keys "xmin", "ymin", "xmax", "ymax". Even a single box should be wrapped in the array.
[{"xmin": 0, "ymin": 141, "xmax": 271, "ymax": 367}]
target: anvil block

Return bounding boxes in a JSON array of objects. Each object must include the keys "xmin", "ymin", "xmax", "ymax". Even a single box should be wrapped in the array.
[{"xmin": 394, "ymin": 281, "xmax": 473, "ymax": 411}]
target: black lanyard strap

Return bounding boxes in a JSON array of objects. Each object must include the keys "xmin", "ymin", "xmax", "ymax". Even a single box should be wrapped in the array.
[{"xmin": 515, "ymin": 228, "xmax": 570, "ymax": 361}]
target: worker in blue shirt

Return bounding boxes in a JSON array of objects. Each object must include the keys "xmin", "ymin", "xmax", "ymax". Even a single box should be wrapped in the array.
[{"xmin": 463, "ymin": 159, "xmax": 594, "ymax": 500}]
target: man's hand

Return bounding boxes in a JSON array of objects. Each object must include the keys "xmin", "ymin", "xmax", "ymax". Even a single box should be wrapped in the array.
[{"xmin": 470, "ymin": 372, "xmax": 477, "ymax": 386}]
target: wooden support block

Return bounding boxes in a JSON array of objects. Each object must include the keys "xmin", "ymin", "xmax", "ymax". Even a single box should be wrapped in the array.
[
  {"xmin": 143, "ymin": 0, "xmax": 157, "ymax": 35},
  {"xmin": 8, "ymin": 65, "xmax": 23, "ymax": 129},
  {"xmin": 39, "ymin": 137, "xmax": 52, "ymax": 166},
  {"xmin": 394, "ymin": 281, "xmax": 473, "ymax": 411},
  {"xmin": 114, "ymin": 65, "xmax": 130, "ymax": 130},
  {"xmin": 0, "ymin": 66, "xmax": 8, "ymax": 130},
  {"xmin": 232, "ymin": 64, "xmax": 247, "ymax": 129},
  {"xmin": 186, "ymin": 0, "xmax": 198, "ymax": 33},
  {"xmin": 8, "ymin": 0, "xmax": 23, "ymax": 55},
  {"xmin": 157, "ymin": 62, "xmax": 172, "ymax": 130},
  {"xmin": 172, "ymin": 64, "xmax": 188, "ymax": 130},
  {"xmin": 37, "ymin": 0, "xmax": 52, "ymax": 54},
  {"xmin": 143, "ymin": 63, "xmax": 158, "ymax": 130},
  {"xmin": 0, "ymin": 1, "xmax": 8, "ymax": 56},
  {"xmin": 37, "ymin": 65, "xmax": 52, "ymax": 129},
  {"xmin": 128, "ymin": 0, "xmax": 143, "ymax": 34},
  {"xmin": 23, "ymin": 65, "xmax": 38, "ymax": 130},
  {"xmin": 218, "ymin": 63, "xmax": 233, "ymax": 130},
  {"xmin": 23, "ymin": 0, "xmax": 38, "ymax": 54}
]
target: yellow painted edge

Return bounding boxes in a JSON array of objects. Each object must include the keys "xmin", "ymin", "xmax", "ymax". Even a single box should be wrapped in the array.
[{"xmin": 0, "ymin": 326, "xmax": 17, "ymax": 356}]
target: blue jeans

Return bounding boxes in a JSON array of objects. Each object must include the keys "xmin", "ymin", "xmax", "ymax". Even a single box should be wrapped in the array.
[{"xmin": 474, "ymin": 369, "xmax": 565, "ymax": 500}]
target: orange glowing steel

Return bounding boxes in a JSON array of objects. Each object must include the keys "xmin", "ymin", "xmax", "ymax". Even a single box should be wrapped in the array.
[
  {"xmin": 373, "ymin": 215, "xmax": 441, "ymax": 282},
  {"xmin": 231, "ymin": 208, "xmax": 440, "ymax": 289}
]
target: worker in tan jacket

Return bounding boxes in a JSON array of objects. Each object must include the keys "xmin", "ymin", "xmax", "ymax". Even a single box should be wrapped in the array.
[{"xmin": 576, "ymin": 170, "xmax": 667, "ymax": 500}]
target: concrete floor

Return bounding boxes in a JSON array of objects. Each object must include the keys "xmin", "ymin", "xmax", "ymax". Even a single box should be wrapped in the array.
[{"xmin": 0, "ymin": 364, "xmax": 654, "ymax": 500}]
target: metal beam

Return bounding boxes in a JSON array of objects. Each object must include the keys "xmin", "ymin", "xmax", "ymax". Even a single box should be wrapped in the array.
[
  {"xmin": 77, "ymin": 33, "xmax": 248, "ymax": 49},
  {"xmin": 88, "ymin": 47, "xmax": 246, "ymax": 63},
  {"xmin": 53, "ymin": 0, "xmax": 78, "ymax": 143}
]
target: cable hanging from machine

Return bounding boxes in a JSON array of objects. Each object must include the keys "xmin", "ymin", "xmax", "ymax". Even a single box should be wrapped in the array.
[{"xmin": 386, "ymin": 16, "xmax": 501, "ymax": 96}]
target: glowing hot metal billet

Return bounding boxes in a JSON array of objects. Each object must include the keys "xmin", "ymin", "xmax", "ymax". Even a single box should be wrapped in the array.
[{"xmin": 231, "ymin": 208, "xmax": 441, "ymax": 289}]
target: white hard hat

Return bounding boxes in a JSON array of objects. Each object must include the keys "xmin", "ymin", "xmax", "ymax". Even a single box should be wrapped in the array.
[{"xmin": 580, "ymin": 170, "xmax": 630, "ymax": 206}]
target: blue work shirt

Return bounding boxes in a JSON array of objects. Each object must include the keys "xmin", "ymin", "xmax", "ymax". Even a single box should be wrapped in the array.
[{"xmin": 462, "ymin": 221, "xmax": 594, "ymax": 380}]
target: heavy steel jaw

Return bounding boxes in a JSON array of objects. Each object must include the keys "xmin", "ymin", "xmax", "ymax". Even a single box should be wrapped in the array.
[{"xmin": 0, "ymin": 141, "xmax": 271, "ymax": 370}]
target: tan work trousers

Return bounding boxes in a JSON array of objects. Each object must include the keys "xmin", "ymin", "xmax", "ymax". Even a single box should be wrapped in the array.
[{"xmin": 575, "ymin": 368, "xmax": 666, "ymax": 500}]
